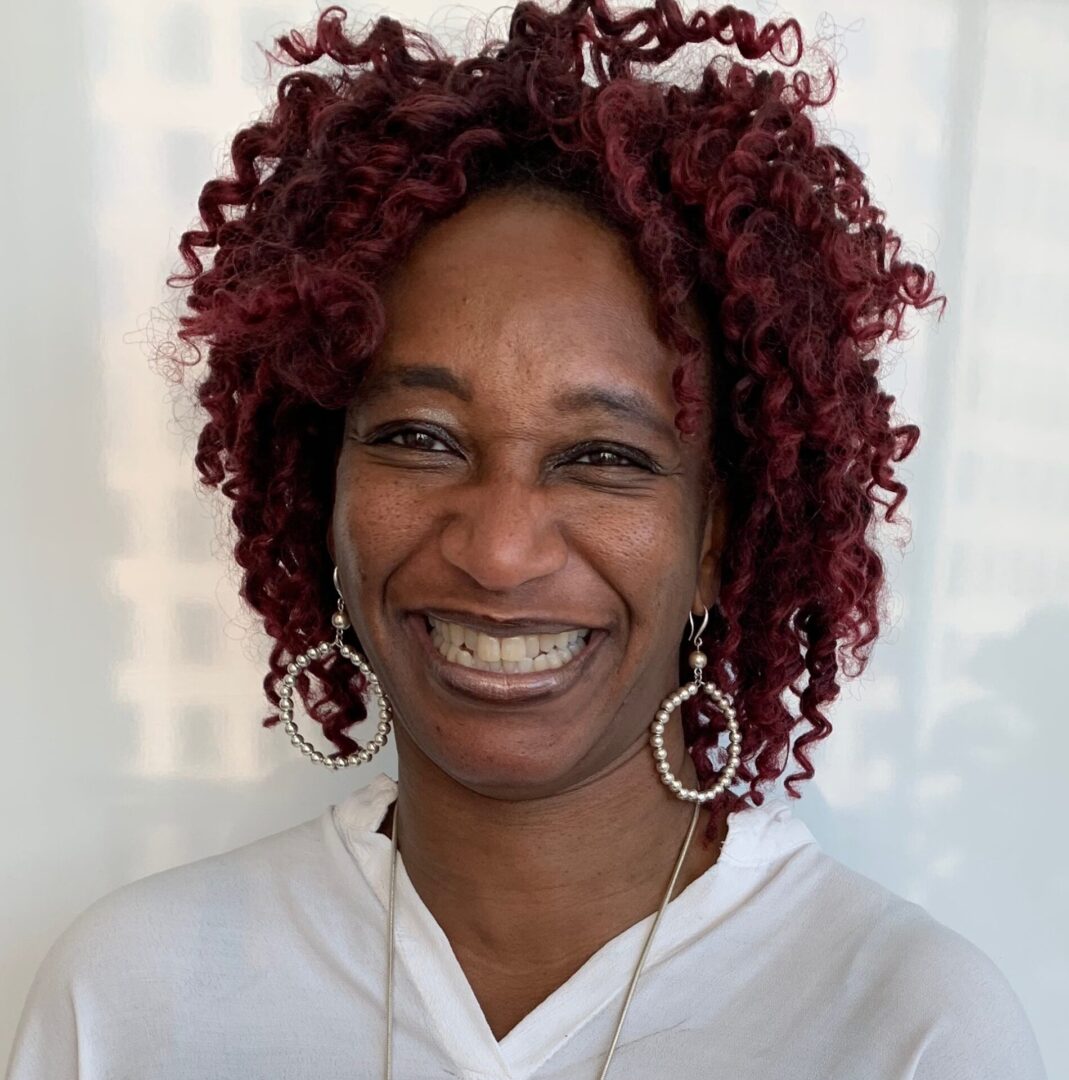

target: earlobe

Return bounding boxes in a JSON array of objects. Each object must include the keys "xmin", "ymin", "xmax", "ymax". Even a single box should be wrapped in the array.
[{"xmin": 694, "ymin": 495, "xmax": 728, "ymax": 613}]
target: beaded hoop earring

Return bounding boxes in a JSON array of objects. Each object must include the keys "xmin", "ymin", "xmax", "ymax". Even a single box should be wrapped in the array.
[
  {"xmin": 275, "ymin": 566, "xmax": 394, "ymax": 769},
  {"xmin": 649, "ymin": 605, "xmax": 741, "ymax": 802}
]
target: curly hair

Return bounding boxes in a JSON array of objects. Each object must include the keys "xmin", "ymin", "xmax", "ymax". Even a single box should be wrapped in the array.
[{"xmin": 165, "ymin": 0, "xmax": 944, "ymax": 811}]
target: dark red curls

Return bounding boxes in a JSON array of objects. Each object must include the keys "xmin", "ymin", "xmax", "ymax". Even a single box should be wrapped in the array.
[{"xmin": 164, "ymin": 0, "xmax": 945, "ymax": 812}]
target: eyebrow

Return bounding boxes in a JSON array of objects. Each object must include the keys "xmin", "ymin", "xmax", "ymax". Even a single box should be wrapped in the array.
[
  {"xmin": 357, "ymin": 364, "xmax": 474, "ymax": 403},
  {"xmin": 356, "ymin": 362, "xmax": 677, "ymax": 441}
]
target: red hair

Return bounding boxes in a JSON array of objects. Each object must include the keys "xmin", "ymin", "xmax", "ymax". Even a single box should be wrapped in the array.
[{"xmin": 165, "ymin": 0, "xmax": 944, "ymax": 810}]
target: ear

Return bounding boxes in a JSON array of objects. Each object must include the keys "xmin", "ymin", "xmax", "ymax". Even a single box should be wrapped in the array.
[{"xmin": 693, "ymin": 487, "xmax": 728, "ymax": 616}]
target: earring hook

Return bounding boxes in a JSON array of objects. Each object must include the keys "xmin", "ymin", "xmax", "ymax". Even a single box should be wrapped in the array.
[{"xmin": 688, "ymin": 605, "xmax": 709, "ymax": 643}]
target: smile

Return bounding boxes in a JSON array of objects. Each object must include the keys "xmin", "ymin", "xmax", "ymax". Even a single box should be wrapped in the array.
[
  {"xmin": 410, "ymin": 611, "xmax": 604, "ymax": 704},
  {"xmin": 427, "ymin": 615, "xmax": 591, "ymax": 673}
]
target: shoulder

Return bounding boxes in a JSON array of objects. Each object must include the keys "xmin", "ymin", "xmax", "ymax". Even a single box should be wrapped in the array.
[
  {"xmin": 733, "ymin": 802, "xmax": 1046, "ymax": 1079},
  {"xmin": 798, "ymin": 847, "xmax": 1047, "ymax": 1079},
  {"xmin": 21, "ymin": 773, "xmax": 396, "ymax": 1011},
  {"xmin": 7, "ymin": 810, "xmax": 342, "ymax": 1078},
  {"xmin": 884, "ymin": 906, "xmax": 1048, "ymax": 1079},
  {"xmin": 23, "ymin": 808, "xmax": 335, "ymax": 1003}
]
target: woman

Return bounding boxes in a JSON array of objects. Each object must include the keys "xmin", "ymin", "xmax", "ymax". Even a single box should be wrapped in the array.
[{"xmin": 5, "ymin": 1, "xmax": 1047, "ymax": 1078}]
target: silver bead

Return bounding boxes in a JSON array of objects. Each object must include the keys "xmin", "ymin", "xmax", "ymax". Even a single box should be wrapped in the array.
[
  {"xmin": 289, "ymin": 734, "xmax": 302, "ymax": 746},
  {"xmin": 282, "ymin": 674, "xmax": 295, "ymax": 688},
  {"xmin": 286, "ymin": 662, "xmax": 299, "ymax": 676},
  {"xmin": 283, "ymin": 721, "xmax": 297, "ymax": 735},
  {"xmin": 300, "ymin": 742, "xmax": 313, "ymax": 755},
  {"xmin": 688, "ymin": 650, "xmax": 707, "ymax": 669},
  {"xmin": 332, "ymin": 611, "xmax": 350, "ymax": 629},
  {"xmin": 296, "ymin": 654, "xmax": 309, "ymax": 669},
  {"xmin": 656, "ymin": 760, "xmax": 671, "ymax": 775},
  {"xmin": 650, "ymin": 734, "xmax": 664, "ymax": 748}
]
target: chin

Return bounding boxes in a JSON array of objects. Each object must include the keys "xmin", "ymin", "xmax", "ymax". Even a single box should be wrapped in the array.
[{"xmin": 419, "ymin": 723, "xmax": 613, "ymax": 800}]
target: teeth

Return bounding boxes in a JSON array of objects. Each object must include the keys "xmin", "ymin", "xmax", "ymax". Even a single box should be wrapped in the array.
[
  {"xmin": 427, "ymin": 616, "xmax": 590, "ymax": 673},
  {"xmin": 500, "ymin": 636, "xmax": 527, "ymax": 662},
  {"xmin": 476, "ymin": 634, "xmax": 500, "ymax": 662}
]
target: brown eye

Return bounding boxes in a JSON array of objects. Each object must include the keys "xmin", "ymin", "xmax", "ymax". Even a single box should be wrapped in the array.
[
  {"xmin": 379, "ymin": 427, "xmax": 450, "ymax": 452},
  {"xmin": 571, "ymin": 445, "xmax": 646, "ymax": 468}
]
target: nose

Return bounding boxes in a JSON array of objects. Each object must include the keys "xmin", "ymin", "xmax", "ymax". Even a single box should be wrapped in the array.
[{"xmin": 438, "ymin": 472, "xmax": 568, "ymax": 592}]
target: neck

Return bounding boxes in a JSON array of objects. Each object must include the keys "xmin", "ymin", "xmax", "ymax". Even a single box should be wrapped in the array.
[{"xmin": 383, "ymin": 720, "xmax": 729, "ymax": 1036}]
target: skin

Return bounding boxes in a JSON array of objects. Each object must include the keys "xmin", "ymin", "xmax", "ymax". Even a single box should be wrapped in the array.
[{"xmin": 328, "ymin": 188, "xmax": 731, "ymax": 1041}]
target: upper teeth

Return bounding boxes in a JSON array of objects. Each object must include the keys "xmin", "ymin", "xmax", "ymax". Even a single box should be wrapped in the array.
[{"xmin": 427, "ymin": 616, "xmax": 590, "ymax": 672}]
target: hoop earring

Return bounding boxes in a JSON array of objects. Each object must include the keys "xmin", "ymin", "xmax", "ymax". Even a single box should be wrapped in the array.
[
  {"xmin": 649, "ymin": 604, "xmax": 741, "ymax": 802},
  {"xmin": 275, "ymin": 566, "xmax": 394, "ymax": 770}
]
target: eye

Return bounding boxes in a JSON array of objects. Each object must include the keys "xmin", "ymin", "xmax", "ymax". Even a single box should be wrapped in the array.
[
  {"xmin": 373, "ymin": 426, "xmax": 451, "ymax": 453},
  {"xmin": 569, "ymin": 444, "xmax": 650, "ymax": 469}
]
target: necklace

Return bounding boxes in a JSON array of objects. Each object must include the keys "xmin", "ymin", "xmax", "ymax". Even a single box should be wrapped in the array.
[{"xmin": 384, "ymin": 795, "xmax": 703, "ymax": 1080}]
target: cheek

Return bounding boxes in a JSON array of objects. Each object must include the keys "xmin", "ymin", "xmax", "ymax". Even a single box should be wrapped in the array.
[
  {"xmin": 562, "ymin": 487, "xmax": 695, "ymax": 626},
  {"xmin": 332, "ymin": 463, "xmax": 429, "ymax": 608}
]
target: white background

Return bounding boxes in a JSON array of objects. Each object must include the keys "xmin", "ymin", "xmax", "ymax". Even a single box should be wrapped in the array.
[{"xmin": 2, "ymin": 0, "xmax": 1066, "ymax": 1074}]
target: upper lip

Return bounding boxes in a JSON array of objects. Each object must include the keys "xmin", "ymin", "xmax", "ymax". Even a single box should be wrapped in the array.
[{"xmin": 419, "ymin": 608, "xmax": 598, "ymax": 636}]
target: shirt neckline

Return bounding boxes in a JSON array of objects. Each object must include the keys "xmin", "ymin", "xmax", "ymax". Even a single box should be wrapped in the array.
[{"xmin": 330, "ymin": 772, "xmax": 816, "ymax": 1079}]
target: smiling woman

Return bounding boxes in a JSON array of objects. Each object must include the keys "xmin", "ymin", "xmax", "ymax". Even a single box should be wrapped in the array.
[
  {"xmin": 328, "ymin": 190, "xmax": 728, "ymax": 799},
  {"xmin": 4, "ymin": 1, "xmax": 1049, "ymax": 1079}
]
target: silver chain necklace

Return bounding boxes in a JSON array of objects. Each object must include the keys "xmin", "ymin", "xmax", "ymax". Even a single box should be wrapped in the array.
[{"xmin": 384, "ymin": 796, "xmax": 703, "ymax": 1079}]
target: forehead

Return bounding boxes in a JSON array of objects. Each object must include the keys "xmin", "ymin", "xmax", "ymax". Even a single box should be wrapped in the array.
[{"xmin": 369, "ymin": 192, "xmax": 695, "ymax": 425}]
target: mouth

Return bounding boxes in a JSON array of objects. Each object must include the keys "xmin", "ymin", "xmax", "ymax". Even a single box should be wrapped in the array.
[{"xmin": 409, "ymin": 612, "xmax": 604, "ymax": 704}]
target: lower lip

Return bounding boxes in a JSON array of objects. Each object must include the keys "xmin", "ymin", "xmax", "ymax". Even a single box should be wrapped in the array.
[{"xmin": 409, "ymin": 615, "xmax": 605, "ymax": 704}]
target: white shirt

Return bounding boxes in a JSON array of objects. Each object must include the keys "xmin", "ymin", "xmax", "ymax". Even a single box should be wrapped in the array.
[{"xmin": 5, "ymin": 772, "xmax": 1047, "ymax": 1079}]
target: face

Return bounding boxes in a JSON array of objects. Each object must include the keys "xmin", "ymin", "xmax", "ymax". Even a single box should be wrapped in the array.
[{"xmin": 330, "ymin": 189, "xmax": 724, "ymax": 800}]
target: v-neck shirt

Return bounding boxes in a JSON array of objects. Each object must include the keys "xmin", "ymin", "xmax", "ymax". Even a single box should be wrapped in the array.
[{"xmin": 6, "ymin": 772, "xmax": 1047, "ymax": 1079}]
